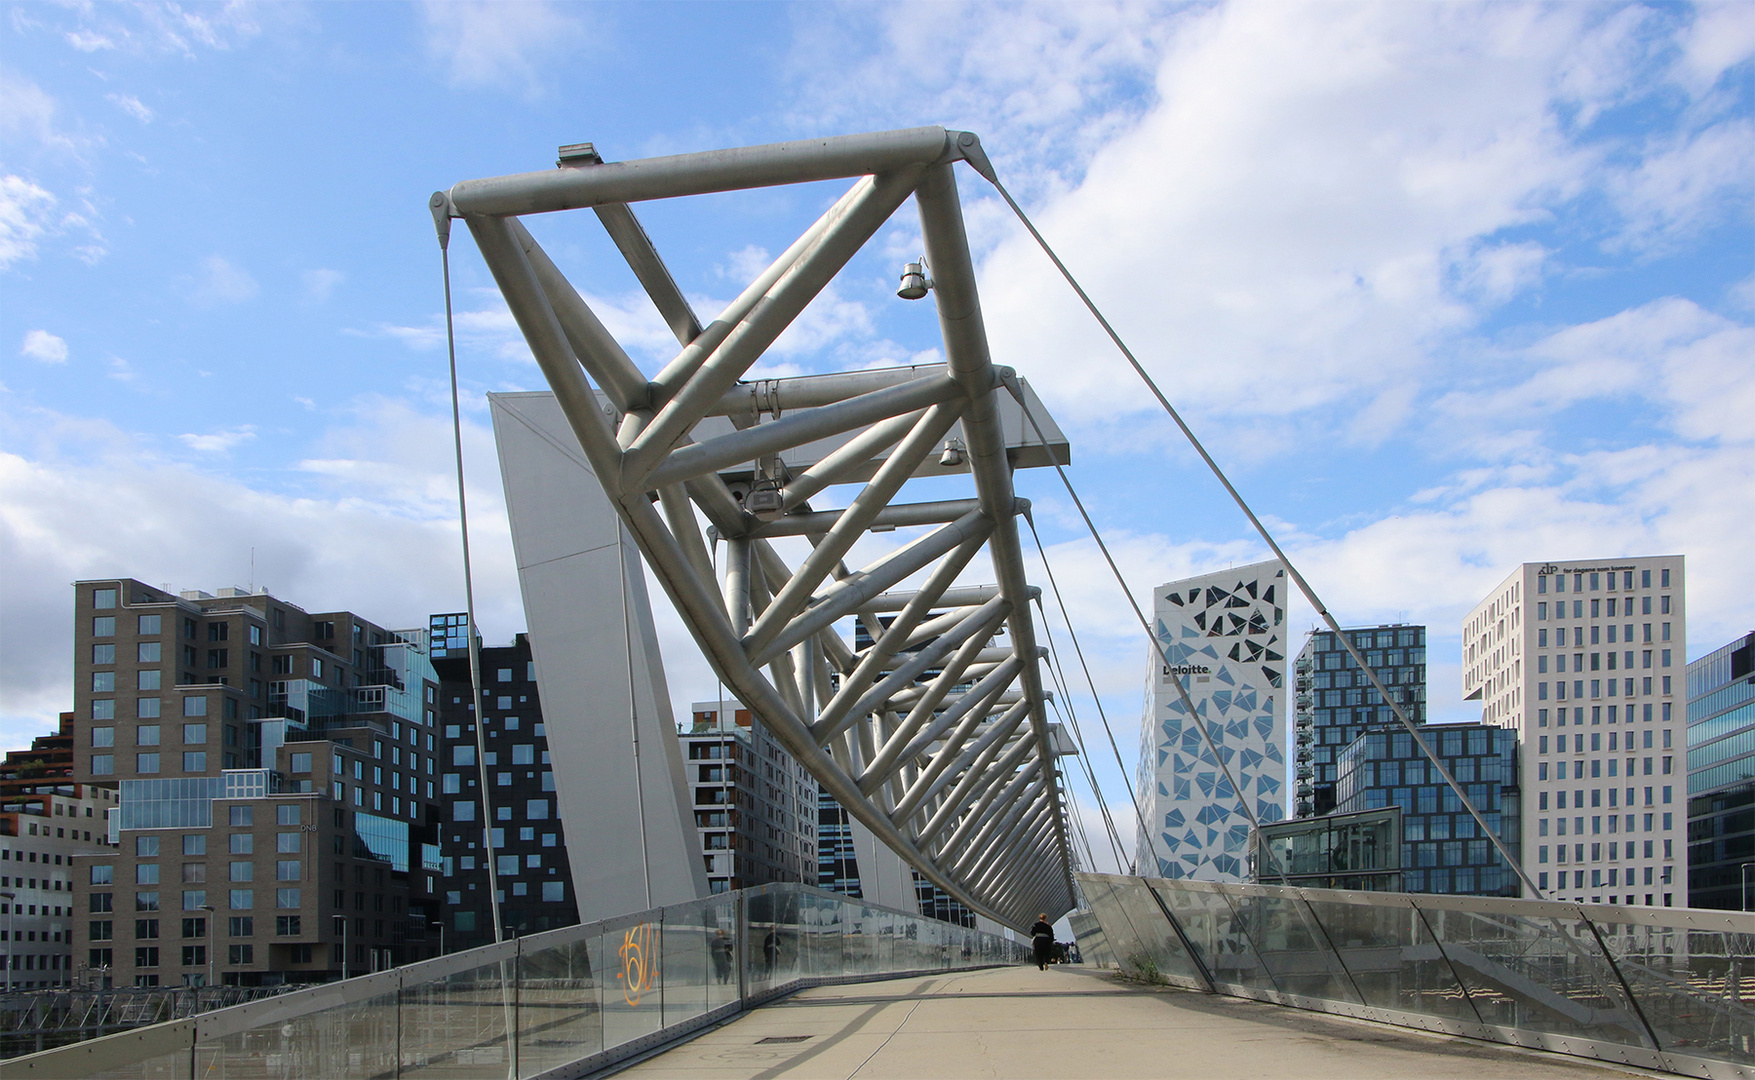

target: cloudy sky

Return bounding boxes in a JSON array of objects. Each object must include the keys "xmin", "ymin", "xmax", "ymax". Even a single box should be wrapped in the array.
[{"xmin": 2, "ymin": 2, "xmax": 1750, "ymax": 870}]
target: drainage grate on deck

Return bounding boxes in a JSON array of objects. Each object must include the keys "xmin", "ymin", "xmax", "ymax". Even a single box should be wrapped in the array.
[{"xmin": 755, "ymin": 1035, "xmax": 814, "ymax": 1044}]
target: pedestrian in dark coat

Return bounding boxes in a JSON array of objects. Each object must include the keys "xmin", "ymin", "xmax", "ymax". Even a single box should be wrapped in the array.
[{"xmin": 1030, "ymin": 914, "xmax": 1055, "ymax": 970}]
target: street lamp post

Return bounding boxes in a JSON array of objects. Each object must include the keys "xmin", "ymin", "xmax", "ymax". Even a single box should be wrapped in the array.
[
  {"xmin": 200, "ymin": 905, "xmax": 215, "ymax": 993},
  {"xmin": 1, "ymin": 891, "xmax": 15, "ymax": 994},
  {"xmin": 333, "ymin": 914, "xmax": 349, "ymax": 980}
]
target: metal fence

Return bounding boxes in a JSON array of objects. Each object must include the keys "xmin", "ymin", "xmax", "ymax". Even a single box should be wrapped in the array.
[
  {"xmin": 1076, "ymin": 871, "xmax": 1754, "ymax": 1080},
  {"xmin": 0, "ymin": 882, "xmax": 1026, "ymax": 1079}
]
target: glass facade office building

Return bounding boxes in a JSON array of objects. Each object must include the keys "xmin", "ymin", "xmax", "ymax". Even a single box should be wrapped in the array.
[
  {"xmin": 1333, "ymin": 722, "xmax": 1521, "ymax": 896},
  {"xmin": 1685, "ymin": 631, "xmax": 1754, "ymax": 910},
  {"xmin": 1293, "ymin": 625, "xmax": 1427, "ymax": 817}
]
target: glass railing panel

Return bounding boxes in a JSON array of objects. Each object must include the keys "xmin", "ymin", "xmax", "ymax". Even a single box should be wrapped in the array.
[
  {"xmin": 1068, "ymin": 908, "xmax": 1112, "ymax": 968},
  {"xmin": 658, "ymin": 898, "xmax": 713, "ymax": 1032},
  {"xmin": 513, "ymin": 926, "xmax": 601, "ymax": 1078},
  {"xmin": 400, "ymin": 954, "xmax": 515, "ymax": 1077},
  {"xmin": 1585, "ymin": 909, "xmax": 1755, "ymax": 1068},
  {"xmin": 1296, "ymin": 892, "xmax": 1476, "ymax": 1022},
  {"xmin": 198, "ymin": 981, "xmax": 399, "ymax": 1080},
  {"xmin": 1224, "ymin": 885, "xmax": 1361, "ymax": 1004},
  {"xmin": 1148, "ymin": 880, "xmax": 1268, "ymax": 993},
  {"xmin": 598, "ymin": 911, "xmax": 664, "ymax": 1049},
  {"xmin": 1079, "ymin": 874, "xmax": 1203, "ymax": 988},
  {"xmin": 798, "ymin": 890, "xmax": 844, "ymax": 977},
  {"xmin": 1416, "ymin": 899, "xmax": 1650, "ymax": 1050}
]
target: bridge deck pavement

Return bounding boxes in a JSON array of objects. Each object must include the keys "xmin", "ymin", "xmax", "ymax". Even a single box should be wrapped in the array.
[{"xmin": 613, "ymin": 965, "xmax": 1657, "ymax": 1080}]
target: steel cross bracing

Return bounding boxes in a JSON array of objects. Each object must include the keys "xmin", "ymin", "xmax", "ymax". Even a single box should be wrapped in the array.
[{"xmin": 439, "ymin": 126, "xmax": 1077, "ymax": 930}]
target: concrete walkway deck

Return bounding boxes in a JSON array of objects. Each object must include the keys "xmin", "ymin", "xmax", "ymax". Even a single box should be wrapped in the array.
[{"xmin": 615, "ymin": 965, "xmax": 1655, "ymax": 1080}]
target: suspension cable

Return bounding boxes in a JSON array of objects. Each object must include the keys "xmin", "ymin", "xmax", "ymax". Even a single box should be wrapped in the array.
[
  {"xmin": 1024, "ymin": 532, "xmax": 1139, "ymax": 873},
  {"xmin": 1037, "ymin": 629, "xmax": 1128, "ymax": 872},
  {"xmin": 437, "ymin": 229, "xmax": 508, "ymax": 941},
  {"xmin": 1013, "ymin": 451, "xmax": 1286, "ymax": 883},
  {"xmin": 981, "ymin": 172, "xmax": 1537, "ymax": 899}
]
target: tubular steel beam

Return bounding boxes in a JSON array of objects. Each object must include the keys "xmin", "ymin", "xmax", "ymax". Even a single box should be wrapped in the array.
[{"xmin": 450, "ymin": 127, "xmax": 1075, "ymax": 931}]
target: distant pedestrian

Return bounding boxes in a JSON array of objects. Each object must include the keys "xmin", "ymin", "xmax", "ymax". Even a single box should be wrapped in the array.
[{"xmin": 1030, "ymin": 914, "xmax": 1055, "ymax": 971}]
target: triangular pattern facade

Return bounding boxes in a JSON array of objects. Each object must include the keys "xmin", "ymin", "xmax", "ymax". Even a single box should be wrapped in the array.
[{"xmin": 1135, "ymin": 560, "xmax": 1287, "ymax": 882}]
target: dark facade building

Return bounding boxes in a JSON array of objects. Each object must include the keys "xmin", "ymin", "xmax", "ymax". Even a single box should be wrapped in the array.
[
  {"xmin": 1293, "ymin": 626, "xmax": 1427, "ymax": 817},
  {"xmin": 68, "ymin": 579, "xmax": 444, "ymax": 987},
  {"xmin": 1333, "ymin": 722, "xmax": 1521, "ymax": 897},
  {"xmin": 817, "ymin": 790, "xmax": 860, "ymax": 896},
  {"xmin": 1686, "ymin": 632, "xmax": 1754, "ymax": 910},
  {"xmin": 429, "ymin": 615, "xmax": 578, "ymax": 949}
]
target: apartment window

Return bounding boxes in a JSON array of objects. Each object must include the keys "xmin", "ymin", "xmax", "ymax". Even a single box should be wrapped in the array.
[
  {"xmin": 181, "ymin": 945, "xmax": 207, "ymax": 967},
  {"xmin": 526, "ymin": 799, "xmax": 549, "ymax": 819},
  {"xmin": 92, "ymin": 726, "xmax": 114, "ymax": 747},
  {"xmin": 182, "ymin": 723, "xmax": 206, "ymax": 744},
  {"xmin": 542, "ymin": 881, "xmax": 565, "ymax": 903},
  {"xmin": 137, "ymin": 753, "xmax": 161, "ymax": 773},
  {"xmin": 183, "ymin": 752, "xmax": 206, "ymax": 771},
  {"xmin": 207, "ymin": 649, "xmax": 228, "ymax": 669},
  {"xmin": 228, "ymin": 944, "xmax": 253, "ymax": 965},
  {"xmin": 184, "ymin": 834, "xmax": 206, "ymax": 855},
  {"xmin": 184, "ymin": 618, "xmax": 199, "ymax": 639},
  {"xmin": 249, "ymin": 625, "xmax": 262, "ymax": 646},
  {"xmin": 229, "ymin": 862, "xmax": 253, "ymax": 882},
  {"xmin": 93, "ymin": 587, "xmax": 117, "ymax": 608},
  {"xmin": 230, "ymin": 805, "xmax": 253, "ymax": 827},
  {"xmin": 229, "ymin": 917, "xmax": 252, "ymax": 936},
  {"xmin": 277, "ymin": 832, "xmax": 300, "ymax": 853},
  {"xmin": 497, "ymin": 668, "xmax": 513, "ymax": 682},
  {"xmin": 93, "ymin": 616, "xmax": 116, "ymax": 636},
  {"xmin": 290, "ymin": 752, "xmax": 312, "ymax": 773},
  {"xmin": 136, "ymin": 864, "xmax": 159, "ymax": 884},
  {"xmin": 1660, "ymin": 569, "xmax": 1669, "ymax": 587},
  {"xmin": 276, "ymin": 861, "xmax": 300, "ymax": 882},
  {"xmin": 92, "ymin": 699, "xmax": 115, "ymax": 720},
  {"xmin": 92, "ymin": 754, "xmax": 114, "ymax": 775},
  {"xmin": 184, "ymin": 697, "xmax": 207, "ymax": 718},
  {"xmin": 229, "ymin": 890, "xmax": 252, "ymax": 910},
  {"xmin": 207, "ymin": 623, "xmax": 228, "ymax": 642},
  {"xmin": 93, "ymin": 671, "xmax": 116, "ymax": 693},
  {"xmin": 230, "ymin": 833, "xmax": 252, "ymax": 853},
  {"xmin": 276, "ymin": 915, "xmax": 301, "ymax": 936},
  {"xmin": 276, "ymin": 887, "xmax": 301, "ymax": 908},
  {"xmin": 138, "ymin": 669, "xmax": 162, "ymax": 691},
  {"xmin": 512, "ymin": 744, "xmax": 535, "ymax": 765},
  {"xmin": 136, "ymin": 724, "xmax": 160, "ymax": 746},
  {"xmin": 453, "ymin": 802, "xmax": 475, "ymax": 822},
  {"xmin": 135, "ymin": 947, "xmax": 160, "ymax": 968},
  {"xmin": 272, "ymin": 656, "xmax": 291, "ymax": 675}
]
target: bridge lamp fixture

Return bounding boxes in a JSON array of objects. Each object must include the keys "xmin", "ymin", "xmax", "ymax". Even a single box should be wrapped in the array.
[{"xmin": 897, "ymin": 257, "xmax": 932, "ymax": 300}]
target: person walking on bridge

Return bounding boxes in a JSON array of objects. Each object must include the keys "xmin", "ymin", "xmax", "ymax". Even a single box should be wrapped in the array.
[{"xmin": 1030, "ymin": 914, "xmax": 1055, "ymax": 971}]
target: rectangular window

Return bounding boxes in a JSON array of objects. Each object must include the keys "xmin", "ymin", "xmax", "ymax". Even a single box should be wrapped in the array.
[
  {"xmin": 229, "ymin": 861, "xmax": 253, "ymax": 882},
  {"xmin": 229, "ymin": 916, "xmax": 253, "ymax": 936},
  {"xmin": 138, "ymin": 641, "xmax": 162, "ymax": 663},
  {"xmin": 92, "ymin": 726, "xmax": 115, "ymax": 747},
  {"xmin": 93, "ymin": 616, "xmax": 115, "ymax": 636},
  {"xmin": 93, "ymin": 587, "xmax": 117, "ymax": 608},
  {"xmin": 93, "ymin": 643, "xmax": 116, "ymax": 665},
  {"xmin": 228, "ymin": 944, "xmax": 254, "ymax": 965},
  {"xmin": 137, "ymin": 752, "xmax": 160, "ymax": 773},
  {"xmin": 276, "ymin": 805, "xmax": 300, "ymax": 826},
  {"xmin": 138, "ymin": 669, "xmax": 161, "ymax": 690},
  {"xmin": 184, "ymin": 834, "xmax": 206, "ymax": 855},
  {"xmin": 290, "ymin": 752, "xmax": 312, "ymax": 773},
  {"xmin": 525, "ymin": 799, "xmax": 548, "ymax": 819},
  {"xmin": 276, "ymin": 887, "xmax": 300, "ymax": 908},
  {"xmin": 184, "ymin": 697, "xmax": 207, "ymax": 718},
  {"xmin": 183, "ymin": 889, "xmax": 205, "ymax": 909},
  {"xmin": 92, "ymin": 699, "xmax": 116, "ymax": 720},
  {"xmin": 92, "ymin": 753, "xmax": 114, "ymax": 775},
  {"xmin": 183, "ymin": 751, "xmax": 206, "ymax": 771},
  {"xmin": 230, "ymin": 806, "xmax": 253, "ymax": 827},
  {"xmin": 453, "ymin": 801, "xmax": 475, "ymax": 822},
  {"xmin": 229, "ymin": 890, "xmax": 252, "ymax": 910},
  {"xmin": 276, "ymin": 861, "xmax": 300, "ymax": 882},
  {"xmin": 94, "ymin": 670, "xmax": 116, "ymax": 692}
]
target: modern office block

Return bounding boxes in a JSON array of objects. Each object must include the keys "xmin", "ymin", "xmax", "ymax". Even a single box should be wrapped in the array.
[
  {"xmin": 68, "ymin": 579, "xmax": 443, "ymax": 987},
  {"xmin": 1, "ymin": 715, "xmax": 116, "ymax": 989},
  {"xmin": 1136, "ymin": 561, "xmax": 1288, "ymax": 881},
  {"xmin": 679, "ymin": 702, "xmax": 818, "ymax": 894},
  {"xmin": 430, "ymin": 620, "xmax": 580, "ymax": 948},
  {"xmin": 1464, "ymin": 557, "xmax": 1686, "ymax": 905},
  {"xmin": 1292, "ymin": 626, "xmax": 1427, "ymax": 817},
  {"xmin": 1685, "ymin": 631, "xmax": 1753, "ymax": 910},
  {"xmin": 1333, "ymin": 722, "xmax": 1521, "ymax": 896}
]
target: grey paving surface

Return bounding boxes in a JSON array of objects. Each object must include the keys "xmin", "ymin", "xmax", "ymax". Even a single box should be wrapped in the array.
[{"xmin": 615, "ymin": 965, "xmax": 1657, "ymax": 1079}]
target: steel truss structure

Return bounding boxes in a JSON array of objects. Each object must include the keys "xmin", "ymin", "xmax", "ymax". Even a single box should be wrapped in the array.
[{"xmin": 438, "ymin": 126, "xmax": 1076, "ymax": 929}]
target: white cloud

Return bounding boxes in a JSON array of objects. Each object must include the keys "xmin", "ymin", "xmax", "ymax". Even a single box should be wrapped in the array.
[
  {"xmin": 52, "ymin": 1, "xmax": 264, "ymax": 57},
  {"xmin": 0, "ymin": 175, "xmax": 59, "ymax": 268},
  {"xmin": 106, "ymin": 92, "xmax": 154, "ymax": 123},
  {"xmin": 302, "ymin": 267, "xmax": 344, "ymax": 301},
  {"xmin": 1674, "ymin": 2, "xmax": 1755, "ymax": 97},
  {"xmin": 19, "ymin": 329, "xmax": 68, "ymax": 364},
  {"xmin": 419, "ymin": 1, "xmax": 588, "ymax": 95},
  {"xmin": 178, "ymin": 427, "xmax": 256, "ymax": 454},
  {"xmin": 188, "ymin": 254, "xmax": 258, "ymax": 305},
  {"xmin": 1606, "ymin": 118, "xmax": 1755, "ymax": 253}
]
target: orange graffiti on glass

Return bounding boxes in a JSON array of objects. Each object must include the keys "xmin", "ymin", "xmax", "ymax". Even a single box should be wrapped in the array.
[{"xmin": 616, "ymin": 922, "xmax": 659, "ymax": 1007}]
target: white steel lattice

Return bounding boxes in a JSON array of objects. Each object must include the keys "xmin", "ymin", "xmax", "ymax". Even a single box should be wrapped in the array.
[{"xmin": 440, "ymin": 127, "xmax": 1076, "ymax": 928}]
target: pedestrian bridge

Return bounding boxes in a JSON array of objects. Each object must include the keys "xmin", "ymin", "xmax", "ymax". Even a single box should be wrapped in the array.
[{"xmin": 4, "ymin": 877, "xmax": 1748, "ymax": 1079}]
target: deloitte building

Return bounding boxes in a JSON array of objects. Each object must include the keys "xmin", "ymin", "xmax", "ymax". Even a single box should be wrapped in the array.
[{"xmin": 1135, "ymin": 561, "xmax": 1289, "ymax": 880}]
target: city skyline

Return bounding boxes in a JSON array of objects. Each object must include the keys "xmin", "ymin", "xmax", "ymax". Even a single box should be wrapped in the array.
[{"xmin": 3, "ymin": 3, "xmax": 1751, "ymax": 869}]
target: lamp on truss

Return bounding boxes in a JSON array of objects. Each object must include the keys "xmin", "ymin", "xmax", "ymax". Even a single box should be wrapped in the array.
[{"xmin": 896, "ymin": 257, "xmax": 931, "ymax": 300}]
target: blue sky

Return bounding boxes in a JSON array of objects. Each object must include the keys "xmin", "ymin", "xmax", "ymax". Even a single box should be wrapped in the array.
[{"xmin": 2, "ymin": 2, "xmax": 1750, "ymax": 868}]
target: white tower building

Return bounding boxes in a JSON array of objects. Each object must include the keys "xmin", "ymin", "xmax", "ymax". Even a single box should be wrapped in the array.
[
  {"xmin": 1135, "ymin": 561, "xmax": 1288, "ymax": 881},
  {"xmin": 1463, "ymin": 557, "xmax": 1686, "ymax": 906}
]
